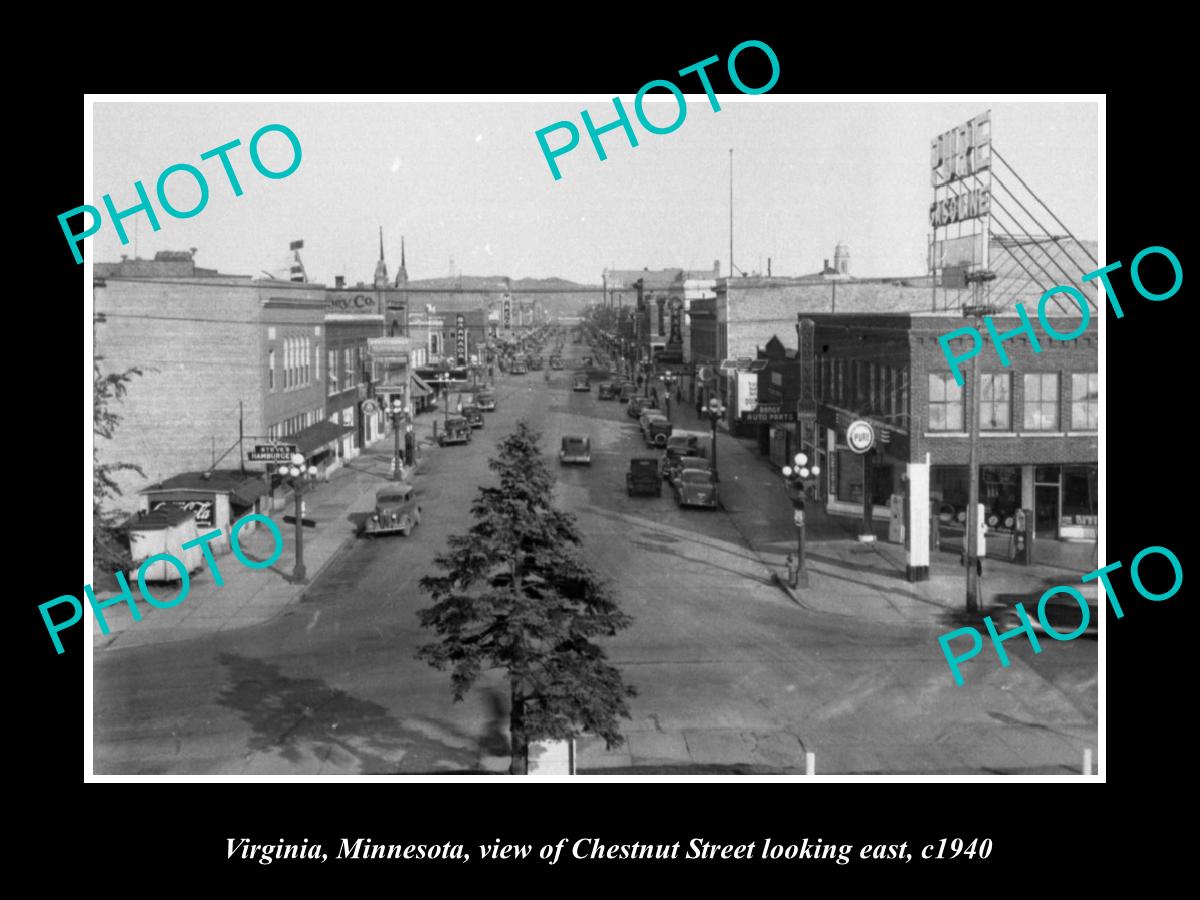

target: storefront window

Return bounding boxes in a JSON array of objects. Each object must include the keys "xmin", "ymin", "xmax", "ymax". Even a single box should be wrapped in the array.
[
  {"xmin": 979, "ymin": 373, "xmax": 1011, "ymax": 430},
  {"xmin": 1062, "ymin": 465, "xmax": 1098, "ymax": 526},
  {"xmin": 981, "ymin": 466, "xmax": 1021, "ymax": 530},
  {"xmin": 1071, "ymin": 372, "xmax": 1098, "ymax": 430},
  {"xmin": 932, "ymin": 466, "xmax": 967, "ymax": 522},
  {"xmin": 1024, "ymin": 373, "xmax": 1059, "ymax": 431},
  {"xmin": 836, "ymin": 450, "xmax": 892, "ymax": 507},
  {"xmin": 928, "ymin": 373, "xmax": 963, "ymax": 430}
]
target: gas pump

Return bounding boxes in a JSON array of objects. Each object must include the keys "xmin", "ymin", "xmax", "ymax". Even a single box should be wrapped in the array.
[{"xmin": 1012, "ymin": 508, "xmax": 1033, "ymax": 564}]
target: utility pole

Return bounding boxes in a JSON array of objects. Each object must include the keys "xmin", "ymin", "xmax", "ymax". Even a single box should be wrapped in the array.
[{"xmin": 965, "ymin": 341, "xmax": 981, "ymax": 612}]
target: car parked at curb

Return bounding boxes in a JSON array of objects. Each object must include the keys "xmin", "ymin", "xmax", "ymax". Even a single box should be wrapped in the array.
[
  {"xmin": 673, "ymin": 467, "xmax": 718, "ymax": 508},
  {"xmin": 438, "ymin": 416, "xmax": 472, "ymax": 445},
  {"xmin": 573, "ymin": 375, "xmax": 590, "ymax": 392},
  {"xmin": 461, "ymin": 405, "xmax": 485, "ymax": 428}
]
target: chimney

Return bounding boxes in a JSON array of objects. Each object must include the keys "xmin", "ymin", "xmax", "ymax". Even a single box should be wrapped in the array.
[
  {"xmin": 714, "ymin": 259, "xmax": 720, "ymax": 275},
  {"xmin": 824, "ymin": 259, "xmax": 829, "ymax": 271},
  {"xmin": 335, "ymin": 275, "xmax": 345, "ymax": 288}
]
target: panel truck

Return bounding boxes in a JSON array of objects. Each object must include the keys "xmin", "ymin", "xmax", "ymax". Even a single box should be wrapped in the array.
[{"xmin": 626, "ymin": 457, "xmax": 662, "ymax": 497}]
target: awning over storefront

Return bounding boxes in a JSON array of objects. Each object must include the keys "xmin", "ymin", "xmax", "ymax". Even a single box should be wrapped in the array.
[
  {"xmin": 291, "ymin": 420, "xmax": 355, "ymax": 456},
  {"xmin": 410, "ymin": 373, "xmax": 433, "ymax": 397}
]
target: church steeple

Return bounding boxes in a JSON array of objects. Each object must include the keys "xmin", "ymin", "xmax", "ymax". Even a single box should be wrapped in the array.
[
  {"xmin": 373, "ymin": 226, "xmax": 389, "ymax": 288},
  {"xmin": 395, "ymin": 235, "xmax": 409, "ymax": 286}
]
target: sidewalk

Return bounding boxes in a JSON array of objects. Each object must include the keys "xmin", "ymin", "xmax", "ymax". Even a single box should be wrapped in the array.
[
  {"xmin": 93, "ymin": 428, "xmax": 435, "ymax": 652},
  {"xmin": 665, "ymin": 402, "xmax": 1098, "ymax": 630}
]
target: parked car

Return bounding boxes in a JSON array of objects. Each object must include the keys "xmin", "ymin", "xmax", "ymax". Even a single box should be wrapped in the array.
[
  {"xmin": 559, "ymin": 435, "xmax": 592, "ymax": 465},
  {"xmin": 673, "ymin": 467, "xmax": 719, "ymax": 508},
  {"xmin": 438, "ymin": 416, "xmax": 473, "ymax": 445},
  {"xmin": 626, "ymin": 457, "xmax": 663, "ymax": 497},
  {"xmin": 528, "ymin": 356, "xmax": 544, "ymax": 371},
  {"xmin": 572, "ymin": 375, "xmax": 590, "ymax": 392},
  {"xmin": 658, "ymin": 434, "xmax": 704, "ymax": 478},
  {"xmin": 461, "ymin": 405, "xmax": 485, "ymax": 429},
  {"xmin": 643, "ymin": 414, "xmax": 673, "ymax": 447},
  {"xmin": 476, "ymin": 389, "xmax": 496, "ymax": 411},
  {"xmin": 665, "ymin": 455, "xmax": 712, "ymax": 486},
  {"xmin": 362, "ymin": 483, "xmax": 422, "ymax": 537},
  {"xmin": 597, "ymin": 382, "xmax": 618, "ymax": 400},
  {"xmin": 628, "ymin": 396, "xmax": 657, "ymax": 418},
  {"xmin": 510, "ymin": 360, "xmax": 527, "ymax": 375},
  {"xmin": 550, "ymin": 356, "xmax": 564, "ymax": 370},
  {"xmin": 618, "ymin": 382, "xmax": 636, "ymax": 402}
]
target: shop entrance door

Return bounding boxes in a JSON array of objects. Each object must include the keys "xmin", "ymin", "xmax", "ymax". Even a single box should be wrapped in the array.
[{"xmin": 1035, "ymin": 484, "xmax": 1059, "ymax": 539}]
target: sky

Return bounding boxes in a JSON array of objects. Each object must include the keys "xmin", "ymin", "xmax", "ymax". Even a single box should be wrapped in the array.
[{"xmin": 90, "ymin": 99, "xmax": 1098, "ymax": 285}]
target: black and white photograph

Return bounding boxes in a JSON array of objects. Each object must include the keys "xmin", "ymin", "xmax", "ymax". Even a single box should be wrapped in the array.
[{"xmin": 80, "ymin": 95, "xmax": 1104, "ymax": 779}]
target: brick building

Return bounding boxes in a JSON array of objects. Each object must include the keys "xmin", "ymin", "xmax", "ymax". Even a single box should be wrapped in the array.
[
  {"xmin": 324, "ymin": 289, "xmax": 386, "ymax": 465},
  {"xmin": 94, "ymin": 253, "xmax": 339, "ymax": 522},
  {"xmin": 807, "ymin": 311, "xmax": 1098, "ymax": 549}
]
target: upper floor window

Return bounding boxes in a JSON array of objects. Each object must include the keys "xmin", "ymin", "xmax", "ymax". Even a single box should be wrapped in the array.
[
  {"xmin": 1023, "ymin": 373, "xmax": 1059, "ymax": 431},
  {"xmin": 979, "ymin": 373, "xmax": 1011, "ymax": 430},
  {"xmin": 928, "ymin": 373, "xmax": 963, "ymax": 431},
  {"xmin": 268, "ymin": 349, "xmax": 275, "ymax": 392},
  {"xmin": 1071, "ymin": 372, "xmax": 1098, "ymax": 430}
]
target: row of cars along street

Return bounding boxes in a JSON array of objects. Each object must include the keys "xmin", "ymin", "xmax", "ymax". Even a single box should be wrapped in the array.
[{"xmin": 363, "ymin": 380, "xmax": 502, "ymax": 538}]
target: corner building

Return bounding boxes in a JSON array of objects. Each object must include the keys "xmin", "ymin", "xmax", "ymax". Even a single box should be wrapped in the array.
[{"xmin": 808, "ymin": 311, "xmax": 1098, "ymax": 568}]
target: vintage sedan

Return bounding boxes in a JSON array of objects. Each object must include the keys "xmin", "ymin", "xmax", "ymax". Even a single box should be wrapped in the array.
[
  {"xmin": 510, "ymin": 359, "xmax": 527, "ymax": 375},
  {"xmin": 572, "ymin": 375, "xmax": 590, "ymax": 392},
  {"xmin": 628, "ymin": 396, "xmax": 656, "ymax": 418},
  {"xmin": 597, "ymin": 382, "xmax": 618, "ymax": 400},
  {"xmin": 618, "ymin": 382, "xmax": 636, "ymax": 402},
  {"xmin": 658, "ymin": 434, "xmax": 704, "ymax": 478},
  {"xmin": 665, "ymin": 455, "xmax": 712, "ymax": 486},
  {"xmin": 673, "ymin": 467, "xmax": 719, "ymax": 508},
  {"xmin": 475, "ymin": 389, "xmax": 496, "ymax": 411},
  {"xmin": 461, "ymin": 405, "xmax": 485, "ymax": 428},
  {"xmin": 438, "ymin": 416, "xmax": 473, "ymax": 446},
  {"xmin": 362, "ymin": 483, "xmax": 422, "ymax": 537},
  {"xmin": 559, "ymin": 435, "xmax": 592, "ymax": 465},
  {"xmin": 642, "ymin": 414, "xmax": 673, "ymax": 447}
]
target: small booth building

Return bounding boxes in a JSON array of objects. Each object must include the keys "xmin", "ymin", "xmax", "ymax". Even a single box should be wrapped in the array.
[{"xmin": 136, "ymin": 470, "xmax": 269, "ymax": 554}]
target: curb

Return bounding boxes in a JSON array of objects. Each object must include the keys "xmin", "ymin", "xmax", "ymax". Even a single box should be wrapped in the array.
[{"xmin": 771, "ymin": 571, "xmax": 812, "ymax": 610}]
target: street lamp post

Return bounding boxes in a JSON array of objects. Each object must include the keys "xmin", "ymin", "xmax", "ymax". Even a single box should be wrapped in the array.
[
  {"xmin": 782, "ymin": 451, "xmax": 821, "ymax": 588},
  {"xmin": 389, "ymin": 398, "xmax": 410, "ymax": 479},
  {"xmin": 282, "ymin": 452, "xmax": 319, "ymax": 583},
  {"xmin": 659, "ymin": 371, "xmax": 678, "ymax": 419},
  {"xmin": 705, "ymin": 398, "xmax": 726, "ymax": 482}
]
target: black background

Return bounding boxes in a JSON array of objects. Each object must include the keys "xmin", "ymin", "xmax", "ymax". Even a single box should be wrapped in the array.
[{"xmin": 22, "ymin": 21, "xmax": 1185, "ymax": 888}]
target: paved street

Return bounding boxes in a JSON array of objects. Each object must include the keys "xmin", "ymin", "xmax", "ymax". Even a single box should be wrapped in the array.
[{"xmin": 94, "ymin": 347, "xmax": 1097, "ymax": 775}]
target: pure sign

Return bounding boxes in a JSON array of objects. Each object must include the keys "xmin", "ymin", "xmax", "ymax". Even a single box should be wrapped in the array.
[{"xmin": 846, "ymin": 420, "xmax": 875, "ymax": 454}]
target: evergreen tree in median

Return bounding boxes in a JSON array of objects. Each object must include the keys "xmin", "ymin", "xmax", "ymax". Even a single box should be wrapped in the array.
[{"xmin": 416, "ymin": 420, "xmax": 636, "ymax": 774}]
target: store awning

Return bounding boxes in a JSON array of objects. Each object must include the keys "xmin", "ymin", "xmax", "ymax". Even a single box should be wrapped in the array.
[
  {"xmin": 411, "ymin": 373, "xmax": 433, "ymax": 397},
  {"xmin": 291, "ymin": 420, "xmax": 355, "ymax": 456}
]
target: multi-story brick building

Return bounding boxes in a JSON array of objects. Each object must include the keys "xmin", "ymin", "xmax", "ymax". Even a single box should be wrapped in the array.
[
  {"xmin": 808, "ymin": 311, "xmax": 1098, "ymax": 550},
  {"xmin": 95, "ymin": 253, "xmax": 339, "ymax": 518},
  {"xmin": 324, "ymin": 288, "xmax": 386, "ymax": 464}
]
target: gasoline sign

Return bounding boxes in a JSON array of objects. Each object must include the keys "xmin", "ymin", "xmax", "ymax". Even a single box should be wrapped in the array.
[{"xmin": 846, "ymin": 420, "xmax": 875, "ymax": 454}]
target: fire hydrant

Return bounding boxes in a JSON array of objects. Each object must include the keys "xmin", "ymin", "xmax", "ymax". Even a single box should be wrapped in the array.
[{"xmin": 785, "ymin": 552, "xmax": 799, "ymax": 588}]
